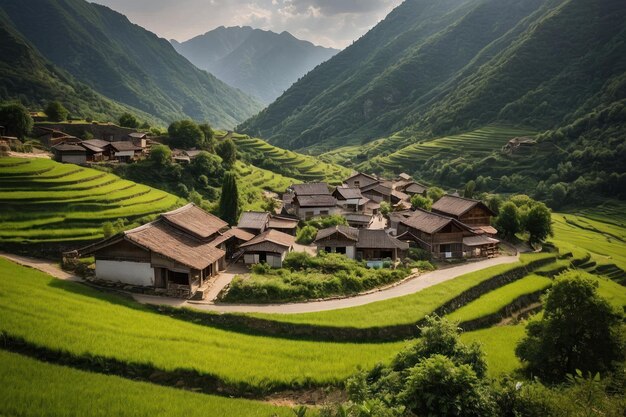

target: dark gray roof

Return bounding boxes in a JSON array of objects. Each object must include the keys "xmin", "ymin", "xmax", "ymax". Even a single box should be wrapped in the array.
[
  {"xmin": 52, "ymin": 143, "xmax": 86, "ymax": 152},
  {"xmin": 361, "ymin": 182, "xmax": 392, "ymax": 196},
  {"xmin": 295, "ymin": 195, "xmax": 337, "ymax": 207},
  {"xmin": 333, "ymin": 187, "xmax": 363, "ymax": 200},
  {"xmin": 404, "ymin": 183, "xmax": 428, "ymax": 194},
  {"xmin": 237, "ymin": 211, "xmax": 270, "ymax": 230},
  {"xmin": 315, "ymin": 225, "xmax": 359, "ymax": 242},
  {"xmin": 400, "ymin": 209, "xmax": 468, "ymax": 234},
  {"xmin": 291, "ymin": 182, "xmax": 330, "ymax": 196},
  {"xmin": 109, "ymin": 141, "xmax": 142, "ymax": 152},
  {"xmin": 356, "ymin": 229, "xmax": 409, "ymax": 250},
  {"xmin": 82, "ymin": 139, "xmax": 111, "ymax": 148},
  {"xmin": 344, "ymin": 214, "xmax": 373, "ymax": 224},
  {"xmin": 431, "ymin": 195, "xmax": 495, "ymax": 217}
]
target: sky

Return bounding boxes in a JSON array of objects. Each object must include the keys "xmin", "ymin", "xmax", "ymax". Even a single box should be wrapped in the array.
[{"xmin": 92, "ymin": 0, "xmax": 404, "ymax": 49}]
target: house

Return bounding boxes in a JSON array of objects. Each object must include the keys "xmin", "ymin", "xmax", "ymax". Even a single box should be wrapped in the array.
[
  {"xmin": 391, "ymin": 189, "xmax": 410, "ymax": 205},
  {"xmin": 360, "ymin": 182, "xmax": 392, "ymax": 203},
  {"xmin": 128, "ymin": 132, "xmax": 148, "ymax": 149},
  {"xmin": 267, "ymin": 215, "xmax": 299, "ymax": 236},
  {"xmin": 77, "ymin": 204, "xmax": 233, "ymax": 298},
  {"xmin": 344, "ymin": 213, "xmax": 374, "ymax": 229},
  {"xmin": 401, "ymin": 182, "xmax": 428, "ymax": 197},
  {"xmin": 107, "ymin": 141, "xmax": 143, "ymax": 163},
  {"xmin": 314, "ymin": 226, "xmax": 408, "ymax": 262},
  {"xmin": 333, "ymin": 187, "xmax": 367, "ymax": 212},
  {"xmin": 293, "ymin": 194, "xmax": 340, "ymax": 220},
  {"xmin": 237, "ymin": 211, "xmax": 270, "ymax": 235},
  {"xmin": 290, "ymin": 182, "xmax": 330, "ymax": 196},
  {"xmin": 343, "ymin": 172, "xmax": 379, "ymax": 189},
  {"xmin": 51, "ymin": 143, "xmax": 87, "ymax": 164},
  {"xmin": 388, "ymin": 210, "xmax": 413, "ymax": 230},
  {"xmin": 431, "ymin": 195, "xmax": 497, "ymax": 235},
  {"xmin": 239, "ymin": 229, "xmax": 295, "ymax": 268}
]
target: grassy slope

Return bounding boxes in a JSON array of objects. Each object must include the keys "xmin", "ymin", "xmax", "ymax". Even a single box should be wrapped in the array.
[
  {"xmin": 249, "ymin": 253, "xmax": 555, "ymax": 328},
  {"xmin": 0, "ymin": 350, "xmax": 292, "ymax": 417},
  {"xmin": 460, "ymin": 324, "xmax": 526, "ymax": 378},
  {"xmin": 0, "ymin": 258, "xmax": 406, "ymax": 388},
  {"xmin": 0, "ymin": 158, "xmax": 183, "ymax": 243},
  {"xmin": 235, "ymin": 160, "xmax": 299, "ymax": 211}
]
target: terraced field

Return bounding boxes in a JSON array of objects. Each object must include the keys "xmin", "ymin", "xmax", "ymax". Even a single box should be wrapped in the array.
[
  {"xmin": 364, "ymin": 125, "xmax": 536, "ymax": 175},
  {"xmin": 235, "ymin": 161, "xmax": 299, "ymax": 211},
  {"xmin": 0, "ymin": 158, "xmax": 183, "ymax": 243},
  {"xmin": 231, "ymin": 133, "xmax": 351, "ymax": 184}
]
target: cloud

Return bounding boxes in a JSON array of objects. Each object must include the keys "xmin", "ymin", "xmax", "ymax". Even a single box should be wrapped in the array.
[{"xmin": 92, "ymin": 0, "xmax": 403, "ymax": 49}]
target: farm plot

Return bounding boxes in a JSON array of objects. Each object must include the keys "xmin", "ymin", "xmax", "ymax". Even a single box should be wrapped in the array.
[
  {"xmin": 235, "ymin": 160, "xmax": 298, "ymax": 211},
  {"xmin": 0, "ymin": 158, "xmax": 183, "ymax": 243},
  {"xmin": 0, "ymin": 258, "xmax": 406, "ymax": 390},
  {"xmin": 0, "ymin": 351, "xmax": 293, "ymax": 417},
  {"xmin": 369, "ymin": 125, "xmax": 536, "ymax": 174},
  {"xmin": 248, "ymin": 253, "xmax": 556, "ymax": 328},
  {"xmin": 232, "ymin": 134, "xmax": 351, "ymax": 184}
]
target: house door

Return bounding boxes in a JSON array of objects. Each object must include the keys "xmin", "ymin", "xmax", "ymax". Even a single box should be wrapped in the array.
[
  {"xmin": 259, "ymin": 253, "xmax": 267, "ymax": 263},
  {"xmin": 155, "ymin": 268, "xmax": 166, "ymax": 288}
]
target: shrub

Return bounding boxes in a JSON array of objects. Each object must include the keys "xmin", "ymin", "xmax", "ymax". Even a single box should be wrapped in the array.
[
  {"xmin": 296, "ymin": 225, "xmax": 317, "ymax": 244},
  {"xmin": 407, "ymin": 247, "xmax": 431, "ymax": 261}
]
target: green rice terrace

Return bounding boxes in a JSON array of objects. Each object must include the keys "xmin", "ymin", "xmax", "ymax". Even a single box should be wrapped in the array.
[
  {"xmin": 0, "ymin": 157, "xmax": 183, "ymax": 244},
  {"xmin": 231, "ymin": 133, "xmax": 352, "ymax": 184}
]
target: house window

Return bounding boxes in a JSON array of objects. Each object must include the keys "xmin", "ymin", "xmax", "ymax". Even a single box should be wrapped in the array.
[
  {"xmin": 325, "ymin": 247, "xmax": 332, "ymax": 253},
  {"xmin": 336, "ymin": 247, "xmax": 346, "ymax": 254},
  {"xmin": 320, "ymin": 210, "xmax": 329, "ymax": 216},
  {"xmin": 354, "ymin": 181, "xmax": 360, "ymax": 188}
]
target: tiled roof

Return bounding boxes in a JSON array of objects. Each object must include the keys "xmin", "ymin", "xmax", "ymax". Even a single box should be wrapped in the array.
[
  {"xmin": 237, "ymin": 211, "xmax": 270, "ymax": 230},
  {"xmin": 463, "ymin": 235, "xmax": 500, "ymax": 247},
  {"xmin": 295, "ymin": 195, "xmax": 337, "ymax": 207},
  {"xmin": 291, "ymin": 182, "xmax": 330, "ymax": 196},
  {"xmin": 161, "ymin": 204, "xmax": 228, "ymax": 239},
  {"xmin": 109, "ymin": 141, "xmax": 142, "ymax": 152},
  {"xmin": 356, "ymin": 229, "xmax": 409, "ymax": 250},
  {"xmin": 334, "ymin": 187, "xmax": 363, "ymax": 200},
  {"xmin": 404, "ymin": 183, "xmax": 427, "ymax": 195},
  {"xmin": 432, "ymin": 195, "xmax": 492, "ymax": 217},
  {"xmin": 240, "ymin": 229, "xmax": 295, "ymax": 249},
  {"xmin": 344, "ymin": 213, "xmax": 373, "ymax": 224},
  {"xmin": 361, "ymin": 182, "xmax": 392, "ymax": 196},
  {"xmin": 268, "ymin": 216, "xmax": 299, "ymax": 229},
  {"xmin": 392, "ymin": 190, "xmax": 410, "ymax": 201},
  {"xmin": 124, "ymin": 220, "xmax": 225, "ymax": 270},
  {"xmin": 344, "ymin": 172, "xmax": 378, "ymax": 183},
  {"xmin": 211, "ymin": 228, "xmax": 255, "ymax": 246},
  {"xmin": 315, "ymin": 225, "xmax": 359, "ymax": 242},
  {"xmin": 80, "ymin": 142, "xmax": 105, "ymax": 153},
  {"xmin": 82, "ymin": 139, "xmax": 111, "ymax": 148},
  {"xmin": 52, "ymin": 143, "xmax": 86, "ymax": 152},
  {"xmin": 400, "ymin": 209, "xmax": 458, "ymax": 234}
]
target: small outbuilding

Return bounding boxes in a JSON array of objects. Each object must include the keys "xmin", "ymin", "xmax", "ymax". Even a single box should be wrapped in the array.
[
  {"xmin": 239, "ymin": 229, "xmax": 295, "ymax": 268},
  {"xmin": 51, "ymin": 143, "xmax": 87, "ymax": 164},
  {"xmin": 237, "ymin": 211, "xmax": 270, "ymax": 235}
]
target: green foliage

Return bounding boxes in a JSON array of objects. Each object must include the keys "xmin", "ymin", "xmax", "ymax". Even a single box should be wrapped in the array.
[
  {"xmin": 494, "ymin": 202, "xmax": 520, "ymax": 238},
  {"xmin": 427, "ymin": 187, "xmax": 445, "ymax": 203},
  {"xmin": 305, "ymin": 215, "xmax": 347, "ymax": 230},
  {"xmin": 525, "ymin": 202, "xmax": 553, "ymax": 243},
  {"xmin": 0, "ymin": 103, "xmax": 33, "ymax": 138},
  {"xmin": 168, "ymin": 120, "xmax": 204, "ymax": 149},
  {"xmin": 464, "ymin": 180, "xmax": 476, "ymax": 199},
  {"xmin": 226, "ymin": 252, "xmax": 410, "ymax": 303},
  {"xmin": 118, "ymin": 112, "xmax": 138, "ymax": 128},
  {"xmin": 216, "ymin": 138, "xmax": 237, "ymax": 168},
  {"xmin": 515, "ymin": 271, "xmax": 625, "ymax": 383},
  {"xmin": 410, "ymin": 194, "xmax": 432, "ymax": 211},
  {"xmin": 379, "ymin": 201, "xmax": 391, "ymax": 216},
  {"xmin": 149, "ymin": 144, "xmax": 172, "ymax": 166},
  {"xmin": 296, "ymin": 225, "xmax": 317, "ymax": 245},
  {"xmin": 44, "ymin": 101, "xmax": 68, "ymax": 122},
  {"xmin": 219, "ymin": 171, "xmax": 239, "ymax": 225},
  {"xmin": 198, "ymin": 123, "xmax": 216, "ymax": 151},
  {"xmin": 189, "ymin": 151, "xmax": 223, "ymax": 179}
]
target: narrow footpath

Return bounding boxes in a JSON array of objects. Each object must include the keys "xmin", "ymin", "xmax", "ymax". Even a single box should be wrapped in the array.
[{"xmin": 0, "ymin": 251, "xmax": 518, "ymax": 315}]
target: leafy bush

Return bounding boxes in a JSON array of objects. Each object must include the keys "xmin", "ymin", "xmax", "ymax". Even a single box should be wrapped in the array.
[
  {"xmin": 407, "ymin": 247, "xmax": 431, "ymax": 261},
  {"xmin": 296, "ymin": 225, "xmax": 317, "ymax": 244}
]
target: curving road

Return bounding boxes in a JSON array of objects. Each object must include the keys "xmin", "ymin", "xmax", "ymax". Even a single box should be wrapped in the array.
[{"xmin": 0, "ymin": 251, "xmax": 519, "ymax": 315}]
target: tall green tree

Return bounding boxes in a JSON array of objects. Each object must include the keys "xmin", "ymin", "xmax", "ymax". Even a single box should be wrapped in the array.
[
  {"xmin": 464, "ymin": 180, "xmax": 476, "ymax": 198},
  {"xmin": 411, "ymin": 194, "xmax": 433, "ymax": 210},
  {"xmin": 168, "ymin": 120, "xmax": 203, "ymax": 149},
  {"xmin": 0, "ymin": 103, "xmax": 33, "ymax": 138},
  {"xmin": 515, "ymin": 271, "xmax": 624, "ymax": 383},
  {"xmin": 525, "ymin": 202, "xmax": 553, "ymax": 243},
  {"xmin": 118, "ymin": 112, "xmax": 139, "ymax": 128},
  {"xmin": 44, "ymin": 101, "xmax": 68, "ymax": 122},
  {"xmin": 149, "ymin": 144, "xmax": 172, "ymax": 166},
  {"xmin": 216, "ymin": 138, "xmax": 237, "ymax": 168},
  {"xmin": 219, "ymin": 171, "xmax": 240, "ymax": 225},
  {"xmin": 198, "ymin": 123, "xmax": 216, "ymax": 151},
  {"xmin": 494, "ymin": 201, "xmax": 520, "ymax": 238}
]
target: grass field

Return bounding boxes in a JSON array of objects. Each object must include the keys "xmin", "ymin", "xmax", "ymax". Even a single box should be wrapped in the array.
[
  {"xmin": 0, "ymin": 350, "xmax": 293, "ymax": 417},
  {"xmin": 447, "ymin": 274, "xmax": 553, "ymax": 324},
  {"xmin": 364, "ymin": 125, "xmax": 536, "ymax": 175},
  {"xmin": 0, "ymin": 258, "xmax": 406, "ymax": 390},
  {"xmin": 249, "ymin": 253, "xmax": 555, "ymax": 328},
  {"xmin": 231, "ymin": 133, "xmax": 351, "ymax": 184},
  {"xmin": 0, "ymin": 158, "xmax": 183, "ymax": 243}
]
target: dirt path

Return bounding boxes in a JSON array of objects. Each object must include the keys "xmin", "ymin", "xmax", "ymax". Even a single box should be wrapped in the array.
[{"xmin": 0, "ymin": 252, "xmax": 518, "ymax": 315}]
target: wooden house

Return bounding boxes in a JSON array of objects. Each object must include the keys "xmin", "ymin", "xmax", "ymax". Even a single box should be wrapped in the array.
[
  {"xmin": 314, "ymin": 226, "xmax": 408, "ymax": 262},
  {"xmin": 237, "ymin": 211, "xmax": 270, "ymax": 235},
  {"xmin": 360, "ymin": 182, "xmax": 392, "ymax": 203},
  {"xmin": 107, "ymin": 141, "xmax": 143, "ymax": 163},
  {"xmin": 431, "ymin": 195, "xmax": 497, "ymax": 234},
  {"xmin": 51, "ymin": 143, "xmax": 87, "ymax": 164},
  {"xmin": 314, "ymin": 225, "xmax": 359, "ymax": 258},
  {"xmin": 293, "ymin": 194, "xmax": 340, "ymax": 220},
  {"xmin": 267, "ymin": 215, "xmax": 299, "ymax": 236},
  {"xmin": 344, "ymin": 213, "xmax": 374, "ymax": 229},
  {"xmin": 290, "ymin": 182, "xmax": 330, "ymax": 196},
  {"xmin": 401, "ymin": 182, "xmax": 428, "ymax": 197},
  {"xmin": 78, "ymin": 204, "xmax": 235, "ymax": 298},
  {"xmin": 343, "ymin": 172, "xmax": 379, "ymax": 189},
  {"xmin": 239, "ymin": 229, "xmax": 295, "ymax": 268},
  {"xmin": 333, "ymin": 187, "xmax": 366, "ymax": 212}
]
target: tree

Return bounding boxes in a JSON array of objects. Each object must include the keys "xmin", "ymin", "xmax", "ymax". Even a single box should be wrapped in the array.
[
  {"xmin": 118, "ymin": 112, "xmax": 139, "ymax": 128},
  {"xmin": 189, "ymin": 151, "xmax": 223, "ymax": 179},
  {"xmin": 464, "ymin": 180, "xmax": 476, "ymax": 198},
  {"xmin": 0, "ymin": 103, "xmax": 33, "ymax": 138},
  {"xmin": 525, "ymin": 202, "xmax": 553, "ymax": 243},
  {"xmin": 494, "ymin": 202, "xmax": 520, "ymax": 238},
  {"xmin": 515, "ymin": 271, "xmax": 624, "ymax": 383},
  {"xmin": 261, "ymin": 196, "xmax": 279, "ymax": 213},
  {"xmin": 168, "ymin": 120, "xmax": 204, "ymax": 149},
  {"xmin": 149, "ymin": 144, "xmax": 172, "ymax": 166},
  {"xmin": 296, "ymin": 225, "xmax": 318, "ymax": 244},
  {"xmin": 198, "ymin": 123, "xmax": 216, "ymax": 151},
  {"xmin": 550, "ymin": 183, "xmax": 567, "ymax": 208},
  {"xmin": 427, "ymin": 187, "xmax": 445, "ymax": 202},
  {"xmin": 219, "ymin": 171, "xmax": 240, "ymax": 225},
  {"xmin": 216, "ymin": 138, "xmax": 237, "ymax": 168},
  {"xmin": 410, "ymin": 194, "xmax": 433, "ymax": 211},
  {"xmin": 379, "ymin": 201, "xmax": 391, "ymax": 216},
  {"xmin": 44, "ymin": 101, "xmax": 68, "ymax": 122}
]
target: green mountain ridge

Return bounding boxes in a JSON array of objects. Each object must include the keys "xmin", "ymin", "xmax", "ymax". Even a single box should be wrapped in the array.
[
  {"xmin": 172, "ymin": 26, "xmax": 338, "ymax": 104},
  {"xmin": 0, "ymin": 0, "xmax": 263, "ymax": 128}
]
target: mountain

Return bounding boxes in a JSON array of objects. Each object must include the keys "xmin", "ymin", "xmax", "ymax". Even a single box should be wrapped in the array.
[
  {"xmin": 0, "ymin": 9, "xmax": 159, "ymax": 124},
  {"xmin": 0, "ymin": 0, "xmax": 263, "ymax": 128},
  {"xmin": 239, "ymin": 0, "xmax": 626, "ymax": 152},
  {"xmin": 172, "ymin": 26, "xmax": 338, "ymax": 103}
]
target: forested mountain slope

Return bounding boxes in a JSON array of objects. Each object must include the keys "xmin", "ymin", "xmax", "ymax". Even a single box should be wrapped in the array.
[
  {"xmin": 240, "ymin": 0, "xmax": 626, "ymax": 152},
  {"xmin": 0, "ymin": 0, "xmax": 263, "ymax": 127},
  {"xmin": 172, "ymin": 26, "xmax": 338, "ymax": 103}
]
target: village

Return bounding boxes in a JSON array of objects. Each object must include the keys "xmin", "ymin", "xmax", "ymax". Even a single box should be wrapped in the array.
[{"xmin": 65, "ymin": 166, "xmax": 500, "ymax": 301}]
